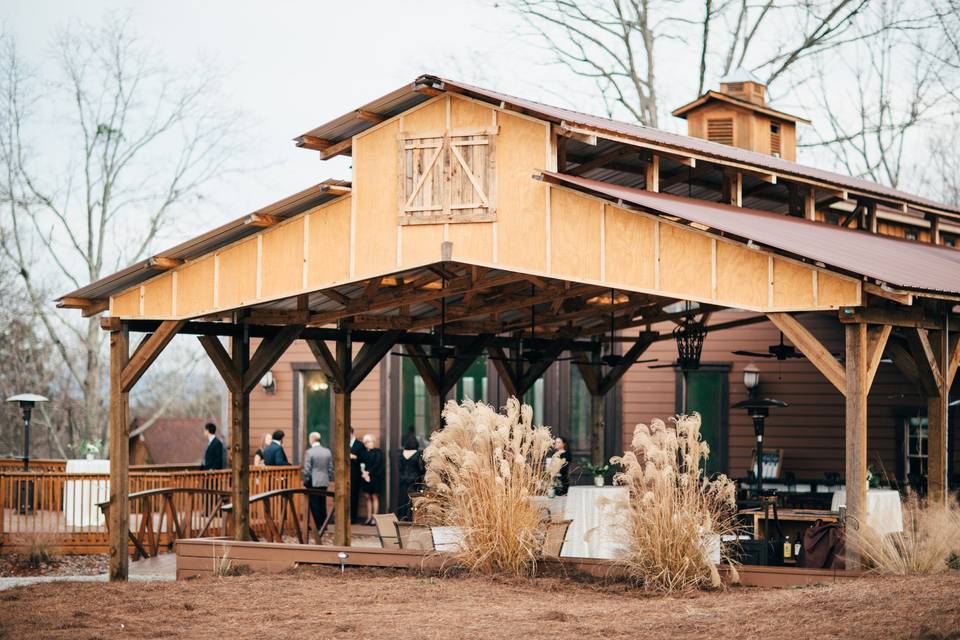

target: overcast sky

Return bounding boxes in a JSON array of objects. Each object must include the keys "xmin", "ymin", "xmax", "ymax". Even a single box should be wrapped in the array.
[{"xmin": 4, "ymin": 0, "xmax": 613, "ymax": 244}]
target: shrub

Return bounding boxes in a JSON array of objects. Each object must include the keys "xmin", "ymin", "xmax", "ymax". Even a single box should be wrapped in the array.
[
  {"xmin": 610, "ymin": 414, "xmax": 739, "ymax": 592},
  {"xmin": 25, "ymin": 533, "xmax": 54, "ymax": 570},
  {"xmin": 852, "ymin": 497, "xmax": 960, "ymax": 575},
  {"xmin": 416, "ymin": 398, "xmax": 563, "ymax": 576}
]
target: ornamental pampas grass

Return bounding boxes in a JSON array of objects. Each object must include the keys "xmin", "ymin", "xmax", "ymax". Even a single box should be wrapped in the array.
[
  {"xmin": 416, "ymin": 397, "xmax": 563, "ymax": 576},
  {"xmin": 610, "ymin": 413, "xmax": 738, "ymax": 592},
  {"xmin": 852, "ymin": 496, "xmax": 960, "ymax": 575}
]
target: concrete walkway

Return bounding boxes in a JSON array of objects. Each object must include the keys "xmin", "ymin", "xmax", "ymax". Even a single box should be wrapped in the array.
[{"xmin": 0, "ymin": 553, "xmax": 176, "ymax": 591}]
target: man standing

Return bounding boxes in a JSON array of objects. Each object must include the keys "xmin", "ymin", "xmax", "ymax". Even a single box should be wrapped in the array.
[
  {"xmin": 301, "ymin": 431, "xmax": 333, "ymax": 537},
  {"xmin": 349, "ymin": 428, "xmax": 366, "ymax": 524},
  {"xmin": 200, "ymin": 423, "xmax": 226, "ymax": 470},
  {"xmin": 262, "ymin": 430, "xmax": 290, "ymax": 466}
]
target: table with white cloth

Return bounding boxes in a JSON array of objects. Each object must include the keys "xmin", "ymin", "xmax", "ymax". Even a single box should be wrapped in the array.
[
  {"xmin": 561, "ymin": 485, "xmax": 630, "ymax": 559},
  {"xmin": 831, "ymin": 488, "xmax": 904, "ymax": 534},
  {"xmin": 63, "ymin": 459, "xmax": 110, "ymax": 527}
]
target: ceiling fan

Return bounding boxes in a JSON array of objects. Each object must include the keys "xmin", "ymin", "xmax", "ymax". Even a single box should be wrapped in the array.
[{"xmin": 732, "ymin": 332, "xmax": 805, "ymax": 361}]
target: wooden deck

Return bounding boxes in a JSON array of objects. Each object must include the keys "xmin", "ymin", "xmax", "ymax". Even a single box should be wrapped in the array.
[{"xmin": 175, "ymin": 537, "xmax": 862, "ymax": 588}]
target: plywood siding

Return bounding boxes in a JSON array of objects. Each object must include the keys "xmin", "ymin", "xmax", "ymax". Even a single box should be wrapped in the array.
[
  {"xmin": 354, "ymin": 121, "xmax": 400, "ymax": 276},
  {"xmin": 620, "ymin": 312, "xmax": 909, "ymax": 481}
]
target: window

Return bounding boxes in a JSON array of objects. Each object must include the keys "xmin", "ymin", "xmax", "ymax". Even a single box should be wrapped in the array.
[
  {"xmin": 401, "ymin": 358, "xmax": 432, "ymax": 444},
  {"xmin": 905, "ymin": 229, "xmax": 918, "ymax": 241},
  {"xmin": 523, "ymin": 377, "xmax": 545, "ymax": 425},
  {"xmin": 398, "ymin": 127, "xmax": 497, "ymax": 225},
  {"xmin": 706, "ymin": 118, "xmax": 734, "ymax": 146},
  {"xmin": 455, "ymin": 357, "xmax": 488, "ymax": 403},
  {"xmin": 567, "ymin": 365, "xmax": 592, "ymax": 452},
  {"xmin": 770, "ymin": 123, "xmax": 782, "ymax": 158},
  {"xmin": 905, "ymin": 417, "xmax": 928, "ymax": 486}
]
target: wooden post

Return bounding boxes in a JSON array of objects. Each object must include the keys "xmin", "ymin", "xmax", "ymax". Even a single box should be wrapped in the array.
[
  {"xmin": 589, "ymin": 393, "xmax": 605, "ymax": 466},
  {"xmin": 928, "ymin": 326, "xmax": 949, "ymax": 504},
  {"xmin": 108, "ymin": 326, "xmax": 130, "ymax": 582},
  {"xmin": 334, "ymin": 334, "xmax": 352, "ymax": 546},
  {"xmin": 844, "ymin": 322, "xmax": 868, "ymax": 570},
  {"xmin": 230, "ymin": 327, "xmax": 251, "ymax": 541},
  {"xmin": 803, "ymin": 186, "xmax": 816, "ymax": 221},
  {"xmin": 645, "ymin": 153, "xmax": 659, "ymax": 192}
]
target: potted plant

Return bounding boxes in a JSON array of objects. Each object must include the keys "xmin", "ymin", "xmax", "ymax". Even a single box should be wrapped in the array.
[{"xmin": 583, "ymin": 462, "xmax": 610, "ymax": 487}]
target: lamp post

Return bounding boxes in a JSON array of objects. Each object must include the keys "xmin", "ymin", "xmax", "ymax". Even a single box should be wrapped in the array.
[
  {"xmin": 730, "ymin": 366, "xmax": 786, "ymax": 500},
  {"xmin": 6, "ymin": 393, "xmax": 49, "ymax": 471}
]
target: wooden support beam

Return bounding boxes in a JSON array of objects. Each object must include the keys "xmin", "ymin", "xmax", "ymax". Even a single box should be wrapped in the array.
[
  {"xmin": 230, "ymin": 327, "xmax": 251, "ymax": 542},
  {"xmin": 645, "ymin": 153, "xmax": 659, "ymax": 193},
  {"xmin": 568, "ymin": 147, "xmax": 634, "ymax": 176},
  {"xmin": 108, "ymin": 327, "xmax": 130, "ymax": 581},
  {"xmin": 589, "ymin": 393, "xmax": 605, "ymax": 466},
  {"xmin": 723, "ymin": 171, "xmax": 743, "ymax": 207},
  {"xmin": 245, "ymin": 212, "xmax": 281, "ymax": 228},
  {"xmin": 306, "ymin": 339, "xmax": 346, "ymax": 392},
  {"xmin": 487, "ymin": 346, "xmax": 519, "ymax": 397},
  {"xmin": 515, "ymin": 339, "xmax": 572, "ymax": 397},
  {"xmin": 928, "ymin": 326, "xmax": 949, "ymax": 504},
  {"xmin": 198, "ymin": 336, "xmax": 242, "ymax": 394},
  {"xmin": 58, "ymin": 296, "xmax": 110, "ymax": 317},
  {"xmin": 885, "ymin": 338, "xmax": 921, "ymax": 387},
  {"xmin": 866, "ymin": 201, "xmax": 878, "ymax": 233},
  {"xmin": 865, "ymin": 324, "xmax": 892, "ymax": 391},
  {"xmin": 839, "ymin": 306, "xmax": 939, "ymax": 330},
  {"xmin": 767, "ymin": 313, "xmax": 846, "ymax": 395},
  {"xmin": 804, "ymin": 185, "xmax": 817, "ymax": 221},
  {"xmin": 348, "ymin": 330, "xmax": 402, "ymax": 392},
  {"xmin": 905, "ymin": 328, "xmax": 943, "ymax": 397},
  {"xmin": 242, "ymin": 324, "xmax": 303, "ymax": 393},
  {"xmin": 844, "ymin": 322, "xmax": 868, "ymax": 571},
  {"xmin": 355, "ymin": 109, "xmax": 385, "ymax": 124},
  {"xmin": 555, "ymin": 123, "xmax": 597, "ymax": 146},
  {"xmin": 334, "ymin": 335, "xmax": 352, "ymax": 546},
  {"xmin": 862, "ymin": 283, "xmax": 913, "ymax": 306},
  {"xmin": 120, "ymin": 320, "xmax": 185, "ymax": 392},
  {"xmin": 146, "ymin": 256, "xmax": 184, "ymax": 270}
]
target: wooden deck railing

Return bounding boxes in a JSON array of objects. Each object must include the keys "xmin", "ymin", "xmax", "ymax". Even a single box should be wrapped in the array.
[
  {"xmin": 0, "ymin": 466, "xmax": 302, "ymax": 554},
  {"xmin": 222, "ymin": 488, "xmax": 334, "ymax": 545}
]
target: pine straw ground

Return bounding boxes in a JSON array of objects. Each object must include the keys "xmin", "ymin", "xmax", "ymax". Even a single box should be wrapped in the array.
[{"xmin": 0, "ymin": 566, "xmax": 958, "ymax": 640}]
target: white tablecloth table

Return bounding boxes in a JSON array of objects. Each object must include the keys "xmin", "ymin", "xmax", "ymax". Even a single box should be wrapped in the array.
[
  {"xmin": 63, "ymin": 459, "xmax": 110, "ymax": 528},
  {"xmin": 561, "ymin": 485, "xmax": 629, "ymax": 559},
  {"xmin": 831, "ymin": 488, "xmax": 903, "ymax": 534}
]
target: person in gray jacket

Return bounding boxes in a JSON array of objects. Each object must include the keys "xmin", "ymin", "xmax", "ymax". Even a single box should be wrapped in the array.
[{"xmin": 302, "ymin": 431, "xmax": 334, "ymax": 533}]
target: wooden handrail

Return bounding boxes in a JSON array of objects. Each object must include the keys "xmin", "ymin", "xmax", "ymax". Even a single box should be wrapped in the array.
[
  {"xmin": 96, "ymin": 487, "xmax": 231, "ymax": 508},
  {"xmin": 221, "ymin": 488, "xmax": 335, "ymax": 545}
]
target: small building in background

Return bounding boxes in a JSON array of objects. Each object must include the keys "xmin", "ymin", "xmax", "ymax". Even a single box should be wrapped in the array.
[{"xmin": 128, "ymin": 417, "xmax": 215, "ymax": 466}]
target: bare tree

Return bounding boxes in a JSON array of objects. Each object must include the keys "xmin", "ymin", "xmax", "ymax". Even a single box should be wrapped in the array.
[
  {"xmin": 801, "ymin": 0, "xmax": 958, "ymax": 187},
  {"xmin": 504, "ymin": 0, "xmax": 877, "ymax": 125},
  {"xmin": 0, "ymin": 16, "xmax": 244, "ymax": 454}
]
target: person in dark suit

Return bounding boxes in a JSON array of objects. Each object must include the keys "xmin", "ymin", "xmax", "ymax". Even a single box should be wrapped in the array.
[
  {"xmin": 302, "ymin": 431, "xmax": 333, "ymax": 537},
  {"xmin": 349, "ymin": 428, "xmax": 366, "ymax": 524},
  {"xmin": 200, "ymin": 423, "xmax": 226, "ymax": 470},
  {"xmin": 262, "ymin": 430, "xmax": 290, "ymax": 466}
]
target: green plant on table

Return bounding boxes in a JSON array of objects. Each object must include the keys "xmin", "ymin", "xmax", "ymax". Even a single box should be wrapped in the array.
[{"xmin": 583, "ymin": 462, "xmax": 610, "ymax": 477}]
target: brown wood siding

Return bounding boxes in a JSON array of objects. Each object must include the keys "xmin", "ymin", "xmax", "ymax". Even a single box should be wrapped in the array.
[
  {"xmin": 245, "ymin": 340, "xmax": 382, "ymax": 462},
  {"xmin": 620, "ymin": 312, "xmax": 918, "ymax": 482}
]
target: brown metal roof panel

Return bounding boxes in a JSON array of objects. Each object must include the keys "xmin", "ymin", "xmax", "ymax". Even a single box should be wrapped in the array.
[
  {"xmin": 297, "ymin": 83, "xmax": 432, "ymax": 145},
  {"xmin": 542, "ymin": 171, "xmax": 960, "ymax": 295}
]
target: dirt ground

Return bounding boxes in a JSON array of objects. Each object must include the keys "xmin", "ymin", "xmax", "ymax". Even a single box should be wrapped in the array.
[{"xmin": 0, "ymin": 566, "xmax": 958, "ymax": 640}]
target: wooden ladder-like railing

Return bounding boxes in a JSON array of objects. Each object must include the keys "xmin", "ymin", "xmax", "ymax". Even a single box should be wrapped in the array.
[
  {"xmin": 98, "ymin": 487, "xmax": 231, "ymax": 560},
  {"xmin": 222, "ymin": 488, "xmax": 335, "ymax": 545}
]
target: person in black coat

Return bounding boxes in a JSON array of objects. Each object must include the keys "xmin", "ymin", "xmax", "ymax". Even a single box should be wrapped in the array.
[
  {"xmin": 395, "ymin": 432, "xmax": 424, "ymax": 521},
  {"xmin": 553, "ymin": 436, "xmax": 571, "ymax": 496},
  {"xmin": 262, "ymin": 430, "xmax": 290, "ymax": 466},
  {"xmin": 360, "ymin": 433, "xmax": 385, "ymax": 526},
  {"xmin": 349, "ymin": 428, "xmax": 366, "ymax": 524},
  {"xmin": 200, "ymin": 423, "xmax": 227, "ymax": 470}
]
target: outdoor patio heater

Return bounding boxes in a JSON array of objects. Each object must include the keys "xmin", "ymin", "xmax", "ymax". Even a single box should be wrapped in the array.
[
  {"xmin": 731, "ymin": 366, "xmax": 786, "ymax": 500},
  {"xmin": 6, "ymin": 393, "xmax": 48, "ymax": 515}
]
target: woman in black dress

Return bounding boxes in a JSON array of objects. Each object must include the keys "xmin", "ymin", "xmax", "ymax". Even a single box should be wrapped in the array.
[
  {"xmin": 360, "ymin": 433, "xmax": 385, "ymax": 525},
  {"xmin": 554, "ymin": 436, "xmax": 571, "ymax": 496},
  {"xmin": 396, "ymin": 432, "xmax": 424, "ymax": 521}
]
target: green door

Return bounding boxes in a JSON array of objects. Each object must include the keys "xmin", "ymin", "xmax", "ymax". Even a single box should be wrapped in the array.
[{"xmin": 678, "ymin": 369, "xmax": 728, "ymax": 475}]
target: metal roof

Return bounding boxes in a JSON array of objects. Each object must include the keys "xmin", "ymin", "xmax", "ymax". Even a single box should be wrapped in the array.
[
  {"xmin": 59, "ymin": 181, "xmax": 349, "ymax": 302},
  {"xmin": 541, "ymin": 171, "xmax": 960, "ymax": 296},
  {"xmin": 298, "ymin": 74, "xmax": 959, "ymax": 216}
]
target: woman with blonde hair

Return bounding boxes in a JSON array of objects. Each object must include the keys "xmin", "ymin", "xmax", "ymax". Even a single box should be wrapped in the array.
[{"xmin": 360, "ymin": 433, "xmax": 384, "ymax": 525}]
